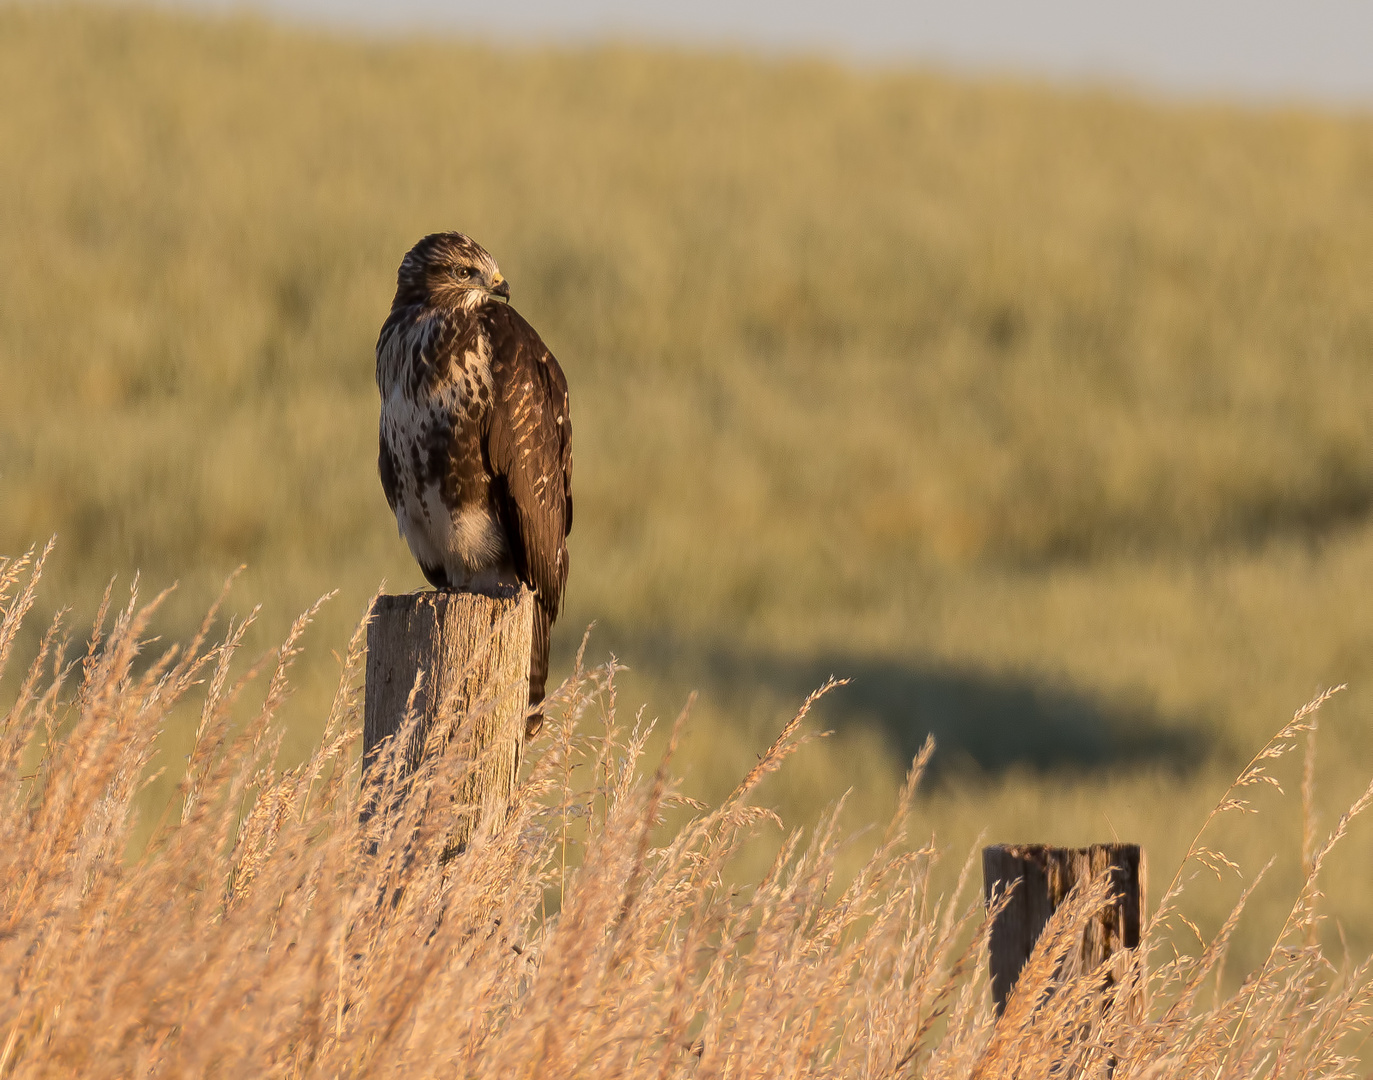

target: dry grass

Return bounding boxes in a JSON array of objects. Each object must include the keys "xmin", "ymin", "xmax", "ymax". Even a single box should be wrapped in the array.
[{"xmin": 4, "ymin": 551, "xmax": 1373, "ymax": 1077}]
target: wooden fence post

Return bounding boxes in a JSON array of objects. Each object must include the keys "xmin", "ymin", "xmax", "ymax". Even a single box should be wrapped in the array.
[
  {"xmin": 363, "ymin": 586, "xmax": 533, "ymax": 853},
  {"xmin": 982, "ymin": 843, "xmax": 1146, "ymax": 1016}
]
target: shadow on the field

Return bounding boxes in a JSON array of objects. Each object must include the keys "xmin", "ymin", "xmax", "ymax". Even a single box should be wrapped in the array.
[
  {"xmin": 722, "ymin": 649, "xmax": 1210, "ymax": 776},
  {"xmin": 579, "ymin": 629, "xmax": 1214, "ymax": 778}
]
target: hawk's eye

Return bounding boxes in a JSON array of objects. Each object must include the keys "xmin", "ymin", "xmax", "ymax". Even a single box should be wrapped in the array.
[{"xmin": 455, "ymin": 266, "xmax": 473, "ymax": 280}]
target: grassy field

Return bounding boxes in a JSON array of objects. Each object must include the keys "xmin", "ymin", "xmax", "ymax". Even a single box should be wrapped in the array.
[{"xmin": 4, "ymin": 4, "xmax": 1373, "ymax": 976}]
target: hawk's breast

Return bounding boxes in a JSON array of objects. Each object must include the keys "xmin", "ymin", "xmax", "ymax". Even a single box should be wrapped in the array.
[{"xmin": 378, "ymin": 309, "xmax": 510, "ymax": 580}]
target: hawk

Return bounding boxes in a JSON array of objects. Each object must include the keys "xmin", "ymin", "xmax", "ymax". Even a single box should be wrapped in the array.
[{"xmin": 376, "ymin": 232, "xmax": 572, "ymax": 735}]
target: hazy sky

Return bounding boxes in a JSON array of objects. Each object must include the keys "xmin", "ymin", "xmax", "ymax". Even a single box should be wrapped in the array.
[{"xmin": 172, "ymin": 0, "xmax": 1373, "ymax": 105}]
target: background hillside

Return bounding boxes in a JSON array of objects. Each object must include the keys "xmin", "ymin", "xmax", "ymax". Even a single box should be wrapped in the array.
[{"xmin": 4, "ymin": 4, "xmax": 1373, "ymax": 973}]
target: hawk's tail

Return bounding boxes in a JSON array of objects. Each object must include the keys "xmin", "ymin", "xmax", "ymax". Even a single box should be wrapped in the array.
[{"xmin": 525, "ymin": 600, "xmax": 553, "ymax": 739}]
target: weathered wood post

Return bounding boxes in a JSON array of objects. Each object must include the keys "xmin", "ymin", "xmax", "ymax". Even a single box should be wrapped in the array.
[
  {"xmin": 983, "ymin": 843, "xmax": 1146, "ymax": 1016},
  {"xmin": 364, "ymin": 585, "xmax": 534, "ymax": 853}
]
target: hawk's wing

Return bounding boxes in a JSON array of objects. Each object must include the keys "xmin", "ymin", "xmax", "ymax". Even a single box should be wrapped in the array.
[
  {"xmin": 481, "ymin": 303, "xmax": 573, "ymax": 618},
  {"xmin": 375, "ymin": 305, "xmax": 413, "ymax": 519}
]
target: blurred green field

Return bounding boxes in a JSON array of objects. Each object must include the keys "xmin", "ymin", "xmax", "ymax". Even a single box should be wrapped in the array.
[{"xmin": 4, "ymin": 4, "xmax": 1373, "ymax": 975}]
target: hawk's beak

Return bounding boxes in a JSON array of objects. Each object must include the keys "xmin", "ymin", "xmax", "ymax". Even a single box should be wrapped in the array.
[{"xmin": 490, "ymin": 273, "xmax": 510, "ymax": 300}]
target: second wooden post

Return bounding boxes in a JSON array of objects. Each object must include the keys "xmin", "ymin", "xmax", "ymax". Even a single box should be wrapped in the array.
[
  {"xmin": 983, "ymin": 843, "xmax": 1146, "ymax": 1016},
  {"xmin": 364, "ymin": 586, "xmax": 533, "ymax": 853}
]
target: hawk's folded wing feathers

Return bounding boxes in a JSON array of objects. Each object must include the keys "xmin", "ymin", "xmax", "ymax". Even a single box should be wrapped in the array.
[{"xmin": 482, "ymin": 304, "xmax": 573, "ymax": 619}]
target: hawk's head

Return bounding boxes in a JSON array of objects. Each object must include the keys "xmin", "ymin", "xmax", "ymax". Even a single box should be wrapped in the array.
[{"xmin": 393, "ymin": 232, "xmax": 510, "ymax": 311}]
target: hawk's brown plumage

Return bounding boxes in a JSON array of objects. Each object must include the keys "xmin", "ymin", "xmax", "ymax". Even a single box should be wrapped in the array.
[{"xmin": 376, "ymin": 233, "xmax": 573, "ymax": 733}]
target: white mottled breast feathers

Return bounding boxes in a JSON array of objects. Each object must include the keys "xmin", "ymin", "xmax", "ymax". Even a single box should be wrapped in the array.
[{"xmin": 377, "ymin": 309, "xmax": 508, "ymax": 585}]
